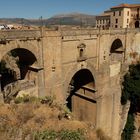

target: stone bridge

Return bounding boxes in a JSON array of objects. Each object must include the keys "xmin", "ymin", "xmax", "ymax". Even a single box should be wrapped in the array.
[{"xmin": 0, "ymin": 28, "xmax": 140, "ymax": 139}]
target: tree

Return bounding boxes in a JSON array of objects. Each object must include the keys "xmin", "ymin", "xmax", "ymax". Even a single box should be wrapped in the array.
[{"xmin": 121, "ymin": 63, "xmax": 140, "ymax": 140}]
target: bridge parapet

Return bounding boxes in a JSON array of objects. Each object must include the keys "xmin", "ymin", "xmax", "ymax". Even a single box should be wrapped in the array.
[
  {"xmin": 0, "ymin": 28, "xmax": 140, "ymax": 40},
  {"xmin": 60, "ymin": 29, "xmax": 99, "ymax": 36},
  {"xmin": 0, "ymin": 30, "xmax": 41, "ymax": 40},
  {"xmin": 60, "ymin": 28, "xmax": 140, "ymax": 36}
]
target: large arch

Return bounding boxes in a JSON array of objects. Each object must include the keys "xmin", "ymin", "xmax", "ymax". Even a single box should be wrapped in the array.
[
  {"xmin": 110, "ymin": 38, "xmax": 124, "ymax": 62},
  {"xmin": 66, "ymin": 68, "xmax": 97, "ymax": 124},
  {"xmin": 0, "ymin": 48, "xmax": 38, "ymax": 90}
]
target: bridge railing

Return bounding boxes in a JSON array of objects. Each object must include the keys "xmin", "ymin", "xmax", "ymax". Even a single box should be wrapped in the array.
[
  {"xmin": 0, "ymin": 28, "xmax": 140, "ymax": 39},
  {"xmin": 60, "ymin": 28, "xmax": 99, "ymax": 36},
  {"xmin": 0, "ymin": 30, "xmax": 41, "ymax": 39},
  {"xmin": 60, "ymin": 28, "xmax": 140, "ymax": 36}
]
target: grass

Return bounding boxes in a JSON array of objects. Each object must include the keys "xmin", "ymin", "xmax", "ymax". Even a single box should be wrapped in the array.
[{"xmin": 0, "ymin": 95, "xmax": 97, "ymax": 140}]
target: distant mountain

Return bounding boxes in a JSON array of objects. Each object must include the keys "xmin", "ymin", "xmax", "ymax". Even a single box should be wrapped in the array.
[
  {"xmin": 0, "ymin": 13, "xmax": 96, "ymax": 27},
  {"xmin": 0, "ymin": 18, "xmax": 43, "ymax": 26},
  {"xmin": 45, "ymin": 13, "xmax": 96, "ymax": 26}
]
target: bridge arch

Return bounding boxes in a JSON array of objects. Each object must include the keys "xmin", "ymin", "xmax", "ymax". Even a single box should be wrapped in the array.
[
  {"xmin": 0, "ymin": 40, "xmax": 39, "ymax": 61},
  {"xmin": 65, "ymin": 66, "xmax": 97, "ymax": 124},
  {"xmin": 0, "ymin": 48, "xmax": 38, "ymax": 90},
  {"xmin": 110, "ymin": 38, "xmax": 124, "ymax": 62}
]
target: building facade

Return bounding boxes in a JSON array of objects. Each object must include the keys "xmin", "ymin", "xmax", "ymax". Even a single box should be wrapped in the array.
[{"xmin": 96, "ymin": 3, "xmax": 140, "ymax": 29}]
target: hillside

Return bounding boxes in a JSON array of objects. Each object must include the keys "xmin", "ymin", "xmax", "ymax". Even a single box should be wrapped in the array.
[
  {"xmin": 46, "ymin": 13, "xmax": 96, "ymax": 26},
  {"xmin": 0, "ymin": 96, "xmax": 97, "ymax": 140},
  {"xmin": 0, "ymin": 13, "xmax": 96, "ymax": 27}
]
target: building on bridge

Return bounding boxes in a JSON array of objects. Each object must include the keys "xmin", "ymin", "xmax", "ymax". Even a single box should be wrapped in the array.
[{"xmin": 96, "ymin": 3, "xmax": 140, "ymax": 29}]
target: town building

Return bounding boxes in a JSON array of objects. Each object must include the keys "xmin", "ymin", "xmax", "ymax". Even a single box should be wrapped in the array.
[{"xmin": 96, "ymin": 3, "xmax": 140, "ymax": 29}]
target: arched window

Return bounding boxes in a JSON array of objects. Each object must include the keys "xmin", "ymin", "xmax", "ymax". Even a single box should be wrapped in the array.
[
  {"xmin": 77, "ymin": 43, "xmax": 86, "ymax": 61},
  {"xmin": 80, "ymin": 49, "xmax": 84, "ymax": 57}
]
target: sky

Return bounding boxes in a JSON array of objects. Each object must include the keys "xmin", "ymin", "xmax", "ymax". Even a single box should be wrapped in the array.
[{"xmin": 1, "ymin": 0, "xmax": 140, "ymax": 19}]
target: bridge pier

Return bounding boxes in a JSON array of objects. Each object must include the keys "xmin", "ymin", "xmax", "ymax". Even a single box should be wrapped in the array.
[{"xmin": 37, "ymin": 69, "xmax": 46, "ymax": 97}]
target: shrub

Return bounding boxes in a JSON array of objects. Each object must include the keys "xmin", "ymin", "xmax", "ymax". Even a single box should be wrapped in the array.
[
  {"xmin": 40, "ymin": 95, "xmax": 56, "ymax": 106},
  {"xmin": 59, "ymin": 129, "xmax": 85, "ymax": 140},
  {"xmin": 14, "ymin": 94, "xmax": 40, "ymax": 104},
  {"xmin": 121, "ymin": 114, "xmax": 135, "ymax": 140},
  {"xmin": 121, "ymin": 63, "xmax": 140, "ymax": 140},
  {"xmin": 33, "ymin": 129, "xmax": 85, "ymax": 140},
  {"xmin": 33, "ymin": 130, "xmax": 57, "ymax": 140}
]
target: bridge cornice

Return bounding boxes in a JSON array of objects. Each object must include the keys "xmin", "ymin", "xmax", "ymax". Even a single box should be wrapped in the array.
[
  {"xmin": 0, "ymin": 30, "xmax": 41, "ymax": 40},
  {"xmin": 60, "ymin": 28, "xmax": 140, "ymax": 36},
  {"xmin": 0, "ymin": 28, "xmax": 140, "ymax": 40}
]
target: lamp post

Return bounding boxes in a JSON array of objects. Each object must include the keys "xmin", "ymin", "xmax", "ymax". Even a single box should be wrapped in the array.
[{"xmin": 39, "ymin": 16, "xmax": 43, "ymax": 27}]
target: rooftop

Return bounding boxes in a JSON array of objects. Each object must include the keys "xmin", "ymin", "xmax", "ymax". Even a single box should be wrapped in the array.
[{"xmin": 111, "ymin": 3, "xmax": 140, "ymax": 9}]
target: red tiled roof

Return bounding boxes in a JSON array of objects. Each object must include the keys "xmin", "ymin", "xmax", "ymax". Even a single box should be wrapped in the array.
[{"xmin": 111, "ymin": 3, "xmax": 140, "ymax": 9}]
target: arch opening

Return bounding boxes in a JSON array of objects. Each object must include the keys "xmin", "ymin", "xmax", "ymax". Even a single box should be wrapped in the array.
[
  {"xmin": 135, "ymin": 21, "xmax": 139, "ymax": 28},
  {"xmin": 110, "ymin": 39, "xmax": 123, "ymax": 62},
  {"xmin": 0, "ymin": 48, "xmax": 37, "ymax": 92},
  {"xmin": 66, "ymin": 69, "xmax": 96, "ymax": 123}
]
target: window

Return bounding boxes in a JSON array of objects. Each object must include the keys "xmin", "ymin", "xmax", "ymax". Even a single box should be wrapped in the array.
[
  {"xmin": 127, "ymin": 11, "xmax": 129, "ymax": 16},
  {"xmin": 77, "ymin": 43, "xmax": 86, "ymax": 61},
  {"xmin": 115, "ymin": 25, "xmax": 118, "ymax": 28},
  {"xmin": 119, "ymin": 11, "xmax": 121, "ymax": 16},
  {"xmin": 127, "ymin": 19, "xmax": 129, "ymax": 23},
  {"xmin": 80, "ymin": 49, "xmax": 84, "ymax": 57},
  {"xmin": 113, "ymin": 12, "xmax": 115, "ymax": 16},
  {"xmin": 116, "ymin": 18, "xmax": 118, "ymax": 23},
  {"xmin": 101, "ymin": 20, "xmax": 103, "ymax": 24}
]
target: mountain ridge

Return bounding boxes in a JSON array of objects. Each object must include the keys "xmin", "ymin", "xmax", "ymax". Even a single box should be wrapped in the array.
[{"xmin": 0, "ymin": 12, "xmax": 96, "ymax": 27}]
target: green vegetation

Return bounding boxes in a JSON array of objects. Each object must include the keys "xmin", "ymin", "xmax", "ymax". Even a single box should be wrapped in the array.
[
  {"xmin": 121, "ymin": 63, "xmax": 140, "ymax": 140},
  {"xmin": 14, "ymin": 95, "xmax": 55, "ymax": 105},
  {"xmin": 14, "ymin": 94, "xmax": 41, "ymax": 104},
  {"xmin": 34, "ymin": 129, "xmax": 85, "ymax": 140},
  {"xmin": 0, "ymin": 96, "xmax": 88, "ymax": 140},
  {"xmin": 121, "ymin": 114, "xmax": 135, "ymax": 140}
]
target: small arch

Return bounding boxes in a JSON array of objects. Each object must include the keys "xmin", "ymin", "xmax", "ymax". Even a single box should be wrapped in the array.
[
  {"xmin": 135, "ymin": 21, "xmax": 139, "ymax": 28},
  {"xmin": 110, "ymin": 39, "xmax": 124, "ymax": 62}
]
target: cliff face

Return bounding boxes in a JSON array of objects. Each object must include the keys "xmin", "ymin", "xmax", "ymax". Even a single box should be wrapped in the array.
[
  {"xmin": 119, "ymin": 101, "xmax": 131, "ymax": 135},
  {"xmin": 133, "ymin": 113, "xmax": 140, "ymax": 140}
]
